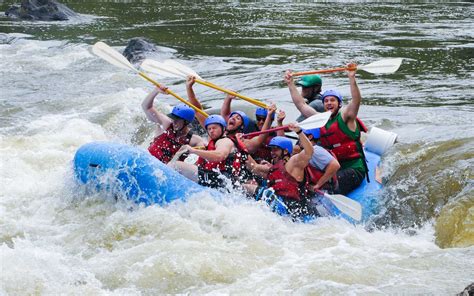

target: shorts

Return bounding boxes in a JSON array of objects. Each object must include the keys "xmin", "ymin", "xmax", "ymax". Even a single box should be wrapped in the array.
[{"xmin": 336, "ymin": 168, "xmax": 365, "ymax": 195}]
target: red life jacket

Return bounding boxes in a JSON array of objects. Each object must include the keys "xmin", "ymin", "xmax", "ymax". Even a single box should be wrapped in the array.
[
  {"xmin": 249, "ymin": 134, "xmax": 274, "ymax": 163},
  {"xmin": 148, "ymin": 125, "xmax": 193, "ymax": 164},
  {"xmin": 267, "ymin": 159, "xmax": 307, "ymax": 201},
  {"xmin": 305, "ymin": 164, "xmax": 338, "ymax": 191},
  {"xmin": 319, "ymin": 113, "xmax": 368, "ymax": 162},
  {"xmin": 195, "ymin": 134, "xmax": 249, "ymax": 178}
]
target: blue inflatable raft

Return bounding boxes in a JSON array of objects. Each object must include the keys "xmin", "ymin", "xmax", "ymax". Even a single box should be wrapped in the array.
[{"xmin": 73, "ymin": 127, "xmax": 396, "ymax": 222}]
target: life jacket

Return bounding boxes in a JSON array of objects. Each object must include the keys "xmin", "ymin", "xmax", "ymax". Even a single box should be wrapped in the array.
[
  {"xmin": 148, "ymin": 125, "xmax": 193, "ymax": 164},
  {"xmin": 195, "ymin": 134, "xmax": 249, "ymax": 179},
  {"xmin": 267, "ymin": 159, "xmax": 308, "ymax": 201},
  {"xmin": 319, "ymin": 112, "xmax": 368, "ymax": 162},
  {"xmin": 305, "ymin": 164, "xmax": 338, "ymax": 191},
  {"xmin": 249, "ymin": 133, "xmax": 274, "ymax": 163}
]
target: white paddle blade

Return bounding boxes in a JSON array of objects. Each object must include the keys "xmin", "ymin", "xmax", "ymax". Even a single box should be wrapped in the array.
[
  {"xmin": 164, "ymin": 59, "xmax": 202, "ymax": 79},
  {"xmin": 92, "ymin": 41, "xmax": 136, "ymax": 72},
  {"xmin": 140, "ymin": 59, "xmax": 185, "ymax": 79},
  {"xmin": 299, "ymin": 111, "xmax": 332, "ymax": 129},
  {"xmin": 358, "ymin": 58, "xmax": 403, "ymax": 74},
  {"xmin": 324, "ymin": 193, "xmax": 362, "ymax": 221}
]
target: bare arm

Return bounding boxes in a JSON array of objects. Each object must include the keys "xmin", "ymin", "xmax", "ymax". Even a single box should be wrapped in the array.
[
  {"xmin": 286, "ymin": 124, "xmax": 313, "ymax": 181},
  {"xmin": 284, "ymin": 70, "xmax": 318, "ymax": 118},
  {"xmin": 141, "ymin": 87, "xmax": 172, "ymax": 130},
  {"xmin": 189, "ymin": 134, "xmax": 207, "ymax": 147},
  {"xmin": 189, "ymin": 138, "xmax": 233, "ymax": 162},
  {"xmin": 244, "ymin": 155, "xmax": 271, "ymax": 178},
  {"xmin": 244, "ymin": 104, "xmax": 276, "ymax": 153},
  {"xmin": 186, "ymin": 76, "xmax": 207, "ymax": 128},
  {"xmin": 221, "ymin": 93, "xmax": 234, "ymax": 121},
  {"xmin": 341, "ymin": 65, "xmax": 360, "ymax": 131},
  {"xmin": 314, "ymin": 159, "xmax": 340, "ymax": 190},
  {"xmin": 275, "ymin": 110, "xmax": 286, "ymax": 136}
]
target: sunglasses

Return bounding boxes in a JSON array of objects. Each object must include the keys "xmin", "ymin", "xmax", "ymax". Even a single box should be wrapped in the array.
[{"xmin": 256, "ymin": 116, "xmax": 266, "ymax": 122}]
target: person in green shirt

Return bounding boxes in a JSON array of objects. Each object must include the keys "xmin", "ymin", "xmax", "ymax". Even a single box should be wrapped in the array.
[{"xmin": 284, "ymin": 65, "xmax": 368, "ymax": 195}]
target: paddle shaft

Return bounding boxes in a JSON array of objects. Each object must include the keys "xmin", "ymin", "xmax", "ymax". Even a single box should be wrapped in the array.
[
  {"xmin": 196, "ymin": 79, "xmax": 268, "ymax": 109},
  {"xmin": 243, "ymin": 126, "xmax": 288, "ymax": 138},
  {"xmin": 138, "ymin": 72, "xmax": 209, "ymax": 118},
  {"xmin": 194, "ymin": 78, "xmax": 268, "ymax": 109},
  {"xmin": 292, "ymin": 65, "xmax": 357, "ymax": 77}
]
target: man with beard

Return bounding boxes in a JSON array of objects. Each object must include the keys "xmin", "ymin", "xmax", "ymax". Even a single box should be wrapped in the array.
[
  {"xmin": 284, "ymin": 66, "xmax": 368, "ymax": 195},
  {"xmin": 142, "ymin": 85, "xmax": 205, "ymax": 164}
]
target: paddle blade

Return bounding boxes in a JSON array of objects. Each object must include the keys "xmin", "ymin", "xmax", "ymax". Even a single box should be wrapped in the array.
[
  {"xmin": 323, "ymin": 193, "xmax": 362, "ymax": 221},
  {"xmin": 299, "ymin": 111, "xmax": 331, "ymax": 129},
  {"xmin": 92, "ymin": 41, "xmax": 136, "ymax": 72},
  {"xmin": 164, "ymin": 59, "xmax": 202, "ymax": 79},
  {"xmin": 140, "ymin": 59, "xmax": 185, "ymax": 78},
  {"xmin": 358, "ymin": 58, "xmax": 403, "ymax": 74}
]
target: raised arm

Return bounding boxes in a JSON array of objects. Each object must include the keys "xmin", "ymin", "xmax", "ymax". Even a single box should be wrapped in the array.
[
  {"xmin": 244, "ymin": 104, "xmax": 276, "ymax": 153},
  {"xmin": 286, "ymin": 124, "xmax": 313, "ymax": 181},
  {"xmin": 284, "ymin": 70, "xmax": 318, "ymax": 118},
  {"xmin": 221, "ymin": 93, "xmax": 235, "ymax": 121},
  {"xmin": 275, "ymin": 110, "xmax": 286, "ymax": 136},
  {"xmin": 141, "ymin": 86, "xmax": 172, "ymax": 130},
  {"xmin": 186, "ymin": 75, "xmax": 206, "ymax": 128},
  {"xmin": 341, "ymin": 65, "xmax": 361, "ymax": 131}
]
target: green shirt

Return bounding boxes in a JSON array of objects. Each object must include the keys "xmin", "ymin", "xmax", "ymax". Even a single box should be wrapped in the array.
[{"xmin": 325, "ymin": 113, "xmax": 366, "ymax": 174}]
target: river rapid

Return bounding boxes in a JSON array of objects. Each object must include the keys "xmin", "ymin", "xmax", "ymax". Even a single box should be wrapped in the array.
[{"xmin": 0, "ymin": 1, "xmax": 473, "ymax": 294}]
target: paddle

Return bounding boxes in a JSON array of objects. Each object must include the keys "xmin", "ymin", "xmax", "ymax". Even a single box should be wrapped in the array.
[
  {"xmin": 292, "ymin": 58, "xmax": 403, "ymax": 76},
  {"xmin": 315, "ymin": 189, "xmax": 362, "ymax": 221},
  {"xmin": 140, "ymin": 58, "xmax": 269, "ymax": 109},
  {"xmin": 91, "ymin": 42, "xmax": 209, "ymax": 118},
  {"xmin": 243, "ymin": 111, "xmax": 331, "ymax": 138}
]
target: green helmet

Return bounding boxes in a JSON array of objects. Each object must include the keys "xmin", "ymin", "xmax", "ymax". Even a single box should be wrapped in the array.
[{"xmin": 296, "ymin": 75, "xmax": 322, "ymax": 87}]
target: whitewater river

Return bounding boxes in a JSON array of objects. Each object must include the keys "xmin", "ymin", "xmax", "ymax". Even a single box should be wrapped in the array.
[{"xmin": 1, "ymin": 1, "xmax": 473, "ymax": 294}]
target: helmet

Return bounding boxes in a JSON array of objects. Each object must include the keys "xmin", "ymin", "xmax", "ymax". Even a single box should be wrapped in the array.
[
  {"xmin": 302, "ymin": 128, "xmax": 320, "ymax": 139},
  {"xmin": 169, "ymin": 104, "xmax": 195, "ymax": 122},
  {"xmin": 255, "ymin": 107, "xmax": 275, "ymax": 120},
  {"xmin": 321, "ymin": 89, "xmax": 343, "ymax": 103},
  {"xmin": 296, "ymin": 75, "xmax": 322, "ymax": 87},
  {"xmin": 229, "ymin": 111, "xmax": 250, "ymax": 129},
  {"xmin": 204, "ymin": 114, "xmax": 227, "ymax": 129},
  {"xmin": 268, "ymin": 136, "xmax": 293, "ymax": 155}
]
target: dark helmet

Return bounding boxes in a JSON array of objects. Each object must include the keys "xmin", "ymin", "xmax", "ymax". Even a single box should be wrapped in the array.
[
  {"xmin": 229, "ymin": 111, "xmax": 250, "ymax": 129},
  {"xmin": 268, "ymin": 136, "xmax": 293, "ymax": 155},
  {"xmin": 302, "ymin": 128, "xmax": 320, "ymax": 139},
  {"xmin": 168, "ymin": 104, "xmax": 195, "ymax": 122},
  {"xmin": 255, "ymin": 107, "xmax": 275, "ymax": 120},
  {"xmin": 321, "ymin": 89, "xmax": 343, "ymax": 103},
  {"xmin": 204, "ymin": 114, "xmax": 227, "ymax": 129}
]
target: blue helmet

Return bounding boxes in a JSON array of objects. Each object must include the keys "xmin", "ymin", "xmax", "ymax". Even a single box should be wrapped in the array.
[
  {"xmin": 302, "ymin": 128, "xmax": 320, "ymax": 139},
  {"xmin": 255, "ymin": 107, "xmax": 275, "ymax": 120},
  {"xmin": 229, "ymin": 110, "xmax": 250, "ymax": 129},
  {"xmin": 204, "ymin": 114, "xmax": 227, "ymax": 129},
  {"xmin": 268, "ymin": 136, "xmax": 293, "ymax": 155},
  {"xmin": 169, "ymin": 104, "xmax": 195, "ymax": 122},
  {"xmin": 321, "ymin": 89, "xmax": 343, "ymax": 103}
]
